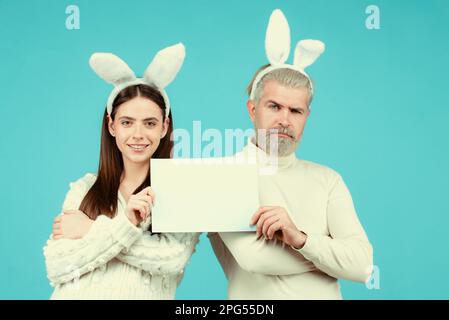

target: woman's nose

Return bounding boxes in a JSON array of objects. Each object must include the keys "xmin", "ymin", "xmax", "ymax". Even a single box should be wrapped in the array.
[{"xmin": 132, "ymin": 124, "xmax": 144, "ymax": 139}]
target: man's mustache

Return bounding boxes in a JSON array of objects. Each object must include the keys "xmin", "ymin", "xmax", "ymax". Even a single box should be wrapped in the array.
[{"xmin": 267, "ymin": 127, "xmax": 295, "ymax": 140}]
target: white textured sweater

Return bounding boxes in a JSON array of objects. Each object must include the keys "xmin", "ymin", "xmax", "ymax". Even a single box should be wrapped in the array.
[
  {"xmin": 209, "ymin": 141, "xmax": 373, "ymax": 299},
  {"xmin": 43, "ymin": 173, "xmax": 200, "ymax": 300}
]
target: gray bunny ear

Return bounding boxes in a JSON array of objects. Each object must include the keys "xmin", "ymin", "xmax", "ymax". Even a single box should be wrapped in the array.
[
  {"xmin": 293, "ymin": 40, "xmax": 325, "ymax": 70},
  {"xmin": 265, "ymin": 9, "xmax": 291, "ymax": 66},
  {"xmin": 143, "ymin": 43, "xmax": 186, "ymax": 90},
  {"xmin": 89, "ymin": 53, "xmax": 136, "ymax": 85}
]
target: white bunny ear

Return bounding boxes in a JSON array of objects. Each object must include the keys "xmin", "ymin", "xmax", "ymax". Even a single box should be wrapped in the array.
[
  {"xmin": 89, "ymin": 53, "xmax": 136, "ymax": 85},
  {"xmin": 265, "ymin": 9, "xmax": 291, "ymax": 66},
  {"xmin": 293, "ymin": 40, "xmax": 325, "ymax": 70},
  {"xmin": 143, "ymin": 43, "xmax": 186, "ymax": 89}
]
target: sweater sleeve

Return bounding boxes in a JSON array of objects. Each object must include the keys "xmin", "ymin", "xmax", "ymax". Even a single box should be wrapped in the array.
[
  {"xmin": 115, "ymin": 231, "xmax": 200, "ymax": 276},
  {"xmin": 43, "ymin": 174, "xmax": 143, "ymax": 285},
  {"xmin": 295, "ymin": 174, "xmax": 373, "ymax": 283},
  {"xmin": 209, "ymin": 231, "xmax": 316, "ymax": 276}
]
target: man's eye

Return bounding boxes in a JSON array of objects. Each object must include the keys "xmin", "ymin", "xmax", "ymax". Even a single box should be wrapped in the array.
[
  {"xmin": 269, "ymin": 104, "xmax": 280, "ymax": 110},
  {"xmin": 145, "ymin": 122, "xmax": 156, "ymax": 127},
  {"xmin": 292, "ymin": 109, "xmax": 303, "ymax": 114},
  {"xmin": 121, "ymin": 121, "xmax": 131, "ymax": 126}
]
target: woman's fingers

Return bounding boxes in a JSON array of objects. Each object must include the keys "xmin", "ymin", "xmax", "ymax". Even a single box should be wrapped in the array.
[
  {"xmin": 133, "ymin": 199, "xmax": 152, "ymax": 218},
  {"xmin": 134, "ymin": 199, "xmax": 149, "ymax": 215},
  {"xmin": 140, "ymin": 187, "xmax": 156, "ymax": 205},
  {"xmin": 134, "ymin": 194, "xmax": 154, "ymax": 207},
  {"xmin": 52, "ymin": 225, "xmax": 63, "ymax": 238}
]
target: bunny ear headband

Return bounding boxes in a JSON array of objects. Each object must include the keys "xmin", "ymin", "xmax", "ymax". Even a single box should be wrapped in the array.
[
  {"xmin": 89, "ymin": 43, "xmax": 186, "ymax": 117},
  {"xmin": 249, "ymin": 9, "xmax": 325, "ymax": 100}
]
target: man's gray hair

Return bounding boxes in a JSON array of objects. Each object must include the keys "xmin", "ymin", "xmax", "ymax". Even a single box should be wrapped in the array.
[{"xmin": 247, "ymin": 65, "xmax": 314, "ymax": 107}]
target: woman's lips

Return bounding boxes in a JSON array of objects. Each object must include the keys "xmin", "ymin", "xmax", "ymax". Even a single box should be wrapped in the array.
[{"xmin": 127, "ymin": 144, "xmax": 149, "ymax": 152}]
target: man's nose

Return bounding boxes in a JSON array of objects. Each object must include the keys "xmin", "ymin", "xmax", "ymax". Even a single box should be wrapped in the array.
[{"xmin": 277, "ymin": 108, "xmax": 290, "ymax": 127}]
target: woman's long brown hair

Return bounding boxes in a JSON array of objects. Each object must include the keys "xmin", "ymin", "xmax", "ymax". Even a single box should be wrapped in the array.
[{"xmin": 79, "ymin": 84, "xmax": 173, "ymax": 220}]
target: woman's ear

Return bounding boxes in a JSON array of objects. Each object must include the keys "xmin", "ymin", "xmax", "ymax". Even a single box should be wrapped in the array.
[
  {"xmin": 246, "ymin": 100, "xmax": 256, "ymax": 123},
  {"xmin": 107, "ymin": 114, "xmax": 115, "ymax": 137},
  {"xmin": 161, "ymin": 117, "xmax": 170, "ymax": 139}
]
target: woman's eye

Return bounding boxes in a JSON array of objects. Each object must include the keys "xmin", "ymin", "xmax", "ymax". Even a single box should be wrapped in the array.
[
  {"xmin": 121, "ymin": 121, "xmax": 131, "ymax": 127},
  {"xmin": 145, "ymin": 122, "xmax": 156, "ymax": 127}
]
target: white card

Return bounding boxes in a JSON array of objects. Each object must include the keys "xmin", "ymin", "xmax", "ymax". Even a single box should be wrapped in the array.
[{"xmin": 150, "ymin": 158, "xmax": 259, "ymax": 232}]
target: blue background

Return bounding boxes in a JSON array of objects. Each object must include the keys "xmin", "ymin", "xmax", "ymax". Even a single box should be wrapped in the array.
[{"xmin": 0, "ymin": 0, "xmax": 448, "ymax": 299}]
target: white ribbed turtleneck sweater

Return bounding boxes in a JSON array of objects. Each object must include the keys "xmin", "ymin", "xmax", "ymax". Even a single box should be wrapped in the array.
[{"xmin": 209, "ymin": 141, "xmax": 373, "ymax": 299}]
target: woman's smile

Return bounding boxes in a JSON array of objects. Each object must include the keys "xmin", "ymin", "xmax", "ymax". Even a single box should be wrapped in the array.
[{"xmin": 127, "ymin": 143, "xmax": 150, "ymax": 152}]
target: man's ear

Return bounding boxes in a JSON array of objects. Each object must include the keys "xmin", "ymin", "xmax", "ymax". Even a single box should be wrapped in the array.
[
  {"xmin": 107, "ymin": 115, "xmax": 115, "ymax": 137},
  {"xmin": 307, "ymin": 106, "xmax": 312, "ymax": 117},
  {"xmin": 246, "ymin": 100, "xmax": 256, "ymax": 123},
  {"xmin": 161, "ymin": 117, "xmax": 170, "ymax": 139}
]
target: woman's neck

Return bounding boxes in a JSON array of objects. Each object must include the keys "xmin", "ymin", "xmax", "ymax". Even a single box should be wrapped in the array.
[{"xmin": 120, "ymin": 160, "xmax": 150, "ymax": 197}]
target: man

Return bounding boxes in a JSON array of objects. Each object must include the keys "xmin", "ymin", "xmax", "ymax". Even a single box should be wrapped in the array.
[{"xmin": 208, "ymin": 9, "xmax": 373, "ymax": 299}]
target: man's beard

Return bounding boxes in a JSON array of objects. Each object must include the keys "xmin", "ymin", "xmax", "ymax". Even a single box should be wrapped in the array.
[{"xmin": 256, "ymin": 126, "xmax": 297, "ymax": 157}]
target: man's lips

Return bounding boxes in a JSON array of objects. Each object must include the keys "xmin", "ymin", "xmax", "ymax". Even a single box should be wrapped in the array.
[
  {"xmin": 277, "ymin": 133, "xmax": 293, "ymax": 139},
  {"xmin": 270, "ymin": 131, "xmax": 294, "ymax": 140}
]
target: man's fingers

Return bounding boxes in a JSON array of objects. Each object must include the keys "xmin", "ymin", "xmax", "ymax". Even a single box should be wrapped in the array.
[
  {"xmin": 267, "ymin": 221, "xmax": 283, "ymax": 239},
  {"xmin": 262, "ymin": 216, "xmax": 281, "ymax": 238},
  {"xmin": 250, "ymin": 207, "xmax": 264, "ymax": 225},
  {"xmin": 256, "ymin": 210, "xmax": 277, "ymax": 237},
  {"xmin": 251, "ymin": 206, "xmax": 275, "ymax": 226}
]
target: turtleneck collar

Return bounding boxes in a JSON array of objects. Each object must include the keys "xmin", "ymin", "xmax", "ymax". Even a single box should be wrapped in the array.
[{"xmin": 242, "ymin": 138, "xmax": 297, "ymax": 170}]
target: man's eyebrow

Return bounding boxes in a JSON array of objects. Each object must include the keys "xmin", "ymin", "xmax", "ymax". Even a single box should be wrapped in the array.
[
  {"xmin": 266, "ymin": 100, "xmax": 306, "ymax": 113},
  {"xmin": 289, "ymin": 106, "xmax": 307, "ymax": 113},
  {"xmin": 266, "ymin": 100, "xmax": 285, "ymax": 107}
]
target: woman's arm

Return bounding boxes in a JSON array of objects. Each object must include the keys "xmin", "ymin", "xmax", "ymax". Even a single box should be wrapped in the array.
[
  {"xmin": 43, "ymin": 174, "xmax": 143, "ymax": 285},
  {"xmin": 115, "ymin": 231, "xmax": 201, "ymax": 276},
  {"xmin": 44, "ymin": 213, "xmax": 142, "ymax": 285}
]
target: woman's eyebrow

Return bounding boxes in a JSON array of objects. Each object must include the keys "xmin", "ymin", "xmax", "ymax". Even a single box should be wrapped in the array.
[
  {"xmin": 118, "ymin": 116, "xmax": 135, "ymax": 121},
  {"xmin": 118, "ymin": 116, "xmax": 159, "ymax": 121},
  {"xmin": 142, "ymin": 117, "xmax": 159, "ymax": 121}
]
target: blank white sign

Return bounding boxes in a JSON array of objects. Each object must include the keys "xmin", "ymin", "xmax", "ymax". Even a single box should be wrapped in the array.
[{"xmin": 150, "ymin": 158, "xmax": 259, "ymax": 232}]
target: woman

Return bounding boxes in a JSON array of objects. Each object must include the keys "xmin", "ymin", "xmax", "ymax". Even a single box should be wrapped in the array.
[{"xmin": 44, "ymin": 44, "xmax": 199, "ymax": 299}]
